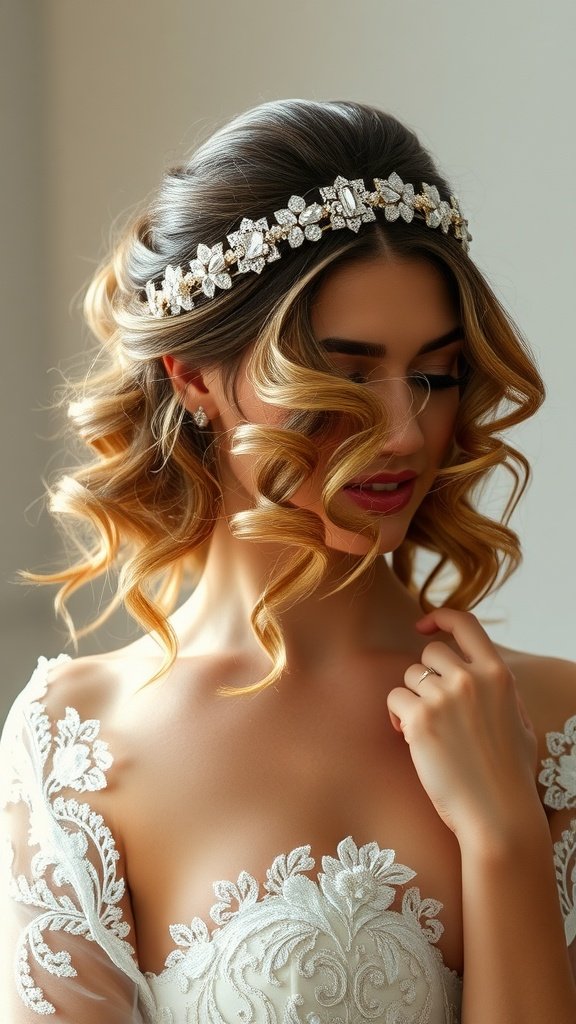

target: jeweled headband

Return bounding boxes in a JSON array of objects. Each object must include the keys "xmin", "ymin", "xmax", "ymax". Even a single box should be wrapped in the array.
[{"xmin": 144, "ymin": 172, "xmax": 472, "ymax": 318}]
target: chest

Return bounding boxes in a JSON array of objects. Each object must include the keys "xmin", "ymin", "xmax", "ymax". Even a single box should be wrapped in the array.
[{"xmin": 118, "ymin": 676, "xmax": 464, "ymax": 977}]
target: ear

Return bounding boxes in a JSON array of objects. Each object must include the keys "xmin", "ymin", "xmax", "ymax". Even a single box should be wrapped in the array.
[{"xmin": 162, "ymin": 355, "xmax": 220, "ymax": 421}]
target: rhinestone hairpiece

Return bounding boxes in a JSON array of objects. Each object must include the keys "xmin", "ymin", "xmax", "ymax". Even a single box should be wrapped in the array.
[{"xmin": 144, "ymin": 172, "xmax": 472, "ymax": 318}]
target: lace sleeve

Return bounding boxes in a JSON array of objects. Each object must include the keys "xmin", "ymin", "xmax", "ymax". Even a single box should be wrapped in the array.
[
  {"xmin": 538, "ymin": 714, "xmax": 576, "ymax": 975},
  {"xmin": 0, "ymin": 656, "xmax": 154, "ymax": 1022}
]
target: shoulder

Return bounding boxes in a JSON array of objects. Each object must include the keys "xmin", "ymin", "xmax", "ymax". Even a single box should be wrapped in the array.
[
  {"xmin": 3, "ymin": 645, "xmax": 163, "ymax": 732},
  {"xmin": 1, "ymin": 655, "xmax": 105, "ymax": 749},
  {"xmin": 495, "ymin": 644, "xmax": 576, "ymax": 737},
  {"xmin": 0, "ymin": 652, "xmax": 125, "ymax": 784},
  {"xmin": 0, "ymin": 650, "xmax": 154, "ymax": 808},
  {"xmin": 0, "ymin": 651, "xmax": 152, "ymax": 862},
  {"xmin": 1, "ymin": 644, "xmax": 230, "ymax": 768},
  {"xmin": 0, "ymin": 655, "xmax": 151, "ymax": 1017},
  {"xmin": 494, "ymin": 645, "xmax": 576, "ymax": 813}
]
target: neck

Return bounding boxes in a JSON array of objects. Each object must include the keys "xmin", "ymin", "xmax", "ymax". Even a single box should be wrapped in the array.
[{"xmin": 171, "ymin": 518, "xmax": 426, "ymax": 673}]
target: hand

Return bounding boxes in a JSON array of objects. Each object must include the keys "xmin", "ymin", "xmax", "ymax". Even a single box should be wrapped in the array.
[{"xmin": 387, "ymin": 607, "xmax": 540, "ymax": 849}]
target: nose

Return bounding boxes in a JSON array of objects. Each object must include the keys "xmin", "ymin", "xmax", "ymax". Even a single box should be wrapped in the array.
[{"xmin": 375, "ymin": 376, "xmax": 427, "ymax": 455}]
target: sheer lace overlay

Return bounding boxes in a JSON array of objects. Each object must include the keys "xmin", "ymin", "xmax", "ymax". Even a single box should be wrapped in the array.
[
  {"xmin": 539, "ymin": 715, "xmax": 576, "ymax": 949},
  {"xmin": 0, "ymin": 655, "xmax": 154, "ymax": 1022},
  {"xmin": 0, "ymin": 655, "xmax": 571, "ymax": 1023}
]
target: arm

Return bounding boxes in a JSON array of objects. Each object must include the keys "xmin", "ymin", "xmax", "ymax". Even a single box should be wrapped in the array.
[
  {"xmin": 460, "ymin": 671, "xmax": 576, "ymax": 1023},
  {"xmin": 387, "ymin": 609, "xmax": 576, "ymax": 1024},
  {"xmin": 538, "ymin": 705, "xmax": 576, "ymax": 974},
  {"xmin": 459, "ymin": 804, "xmax": 576, "ymax": 1024},
  {"xmin": 0, "ymin": 657, "xmax": 152, "ymax": 1023}
]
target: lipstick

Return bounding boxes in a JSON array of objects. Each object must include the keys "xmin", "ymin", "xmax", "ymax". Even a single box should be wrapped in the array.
[{"xmin": 342, "ymin": 471, "xmax": 417, "ymax": 514}]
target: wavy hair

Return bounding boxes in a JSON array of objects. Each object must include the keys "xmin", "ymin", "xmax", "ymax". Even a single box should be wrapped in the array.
[{"xmin": 24, "ymin": 98, "xmax": 545, "ymax": 697}]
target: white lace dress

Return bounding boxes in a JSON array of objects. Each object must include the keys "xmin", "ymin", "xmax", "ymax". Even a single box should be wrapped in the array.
[{"xmin": 1, "ymin": 656, "xmax": 574, "ymax": 1024}]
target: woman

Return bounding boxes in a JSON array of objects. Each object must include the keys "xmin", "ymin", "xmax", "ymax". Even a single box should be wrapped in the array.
[{"xmin": 1, "ymin": 98, "xmax": 575, "ymax": 1023}]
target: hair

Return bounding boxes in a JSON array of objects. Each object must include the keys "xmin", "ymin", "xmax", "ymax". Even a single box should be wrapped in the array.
[{"xmin": 24, "ymin": 98, "xmax": 545, "ymax": 697}]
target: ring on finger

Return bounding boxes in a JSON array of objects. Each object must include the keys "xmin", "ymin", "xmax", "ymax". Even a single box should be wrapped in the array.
[{"xmin": 417, "ymin": 665, "xmax": 440, "ymax": 685}]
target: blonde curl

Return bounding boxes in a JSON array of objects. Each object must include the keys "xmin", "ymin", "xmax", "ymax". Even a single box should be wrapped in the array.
[{"xmin": 20, "ymin": 99, "xmax": 545, "ymax": 697}]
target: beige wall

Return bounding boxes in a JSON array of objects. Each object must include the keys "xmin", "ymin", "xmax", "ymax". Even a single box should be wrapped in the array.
[
  {"xmin": 2, "ymin": 0, "xmax": 575, "ymax": 720},
  {"xmin": 1, "ymin": 1, "xmax": 55, "ymax": 689}
]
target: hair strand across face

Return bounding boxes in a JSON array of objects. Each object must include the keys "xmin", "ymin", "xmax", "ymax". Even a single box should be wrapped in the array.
[{"xmin": 21, "ymin": 98, "xmax": 545, "ymax": 695}]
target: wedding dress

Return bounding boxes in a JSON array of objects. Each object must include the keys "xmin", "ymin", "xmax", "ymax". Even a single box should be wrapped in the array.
[{"xmin": 1, "ymin": 655, "xmax": 574, "ymax": 1023}]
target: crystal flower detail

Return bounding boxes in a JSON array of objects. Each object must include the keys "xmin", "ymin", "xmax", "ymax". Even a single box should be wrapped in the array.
[
  {"xmin": 144, "ymin": 171, "xmax": 472, "ymax": 317},
  {"xmin": 539, "ymin": 715, "xmax": 576, "ymax": 810},
  {"xmin": 188, "ymin": 242, "xmax": 232, "ymax": 298},
  {"xmin": 146, "ymin": 264, "xmax": 195, "ymax": 317},
  {"xmin": 145, "ymin": 280, "xmax": 169, "ymax": 318},
  {"xmin": 164, "ymin": 264, "xmax": 196, "ymax": 313},
  {"xmin": 374, "ymin": 172, "xmax": 417, "ymax": 223},
  {"xmin": 274, "ymin": 195, "xmax": 324, "ymax": 247},
  {"xmin": 421, "ymin": 182, "xmax": 454, "ymax": 233},
  {"xmin": 319, "ymin": 175, "xmax": 376, "ymax": 233},
  {"xmin": 450, "ymin": 195, "xmax": 473, "ymax": 252},
  {"xmin": 319, "ymin": 836, "xmax": 416, "ymax": 912},
  {"xmin": 226, "ymin": 217, "xmax": 280, "ymax": 274}
]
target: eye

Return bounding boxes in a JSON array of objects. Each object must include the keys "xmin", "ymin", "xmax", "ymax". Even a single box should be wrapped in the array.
[
  {"xmin": 410, "ymin": 369, "xmax": 470, "ymax": 391},
  {"xmin": 344, "ymin": 365, "xmax": 470, "ymax": 390},
  {"xmin": 336, "ymin": 354, "xmax": 470, "ymax": 390},
  {"xmin": 347, "ymin": 370, "xmax": 370, "ymax": 384}
]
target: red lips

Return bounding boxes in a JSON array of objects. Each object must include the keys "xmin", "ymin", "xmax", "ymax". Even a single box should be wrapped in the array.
[{"xmin": 344, "ymin": 469, "xmax": 418, "ymax": 488}]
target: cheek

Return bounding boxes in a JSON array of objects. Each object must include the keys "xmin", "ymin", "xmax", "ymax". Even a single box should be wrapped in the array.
[
  {"xmin": 214, "ymin": 386, "xmax": 291, "ymax": 497},
  {"xmin": 285, "ymin": 429, "xmax": 350, "ymax": 511},
  {"xmin": 426, "ymin": 395, "xmax": 460, "ymax": 458},
  {"xmin": 225, "ymin": 383, "xmax": 287, "ymax": 430}
]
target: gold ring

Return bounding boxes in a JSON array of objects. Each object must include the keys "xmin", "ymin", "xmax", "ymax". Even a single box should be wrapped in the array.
[{"xmin": 417, "ymin": 666, "xmax": 437, "ymax": 685}]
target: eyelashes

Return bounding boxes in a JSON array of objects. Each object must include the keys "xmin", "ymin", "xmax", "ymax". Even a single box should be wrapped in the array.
[
  {"xmin": 410, "ymin": 369, "xmax": 470, "ymax": 390},
  {"xmin": 345, "ymin": 368, "xmax": 470, "ymax": 390}
]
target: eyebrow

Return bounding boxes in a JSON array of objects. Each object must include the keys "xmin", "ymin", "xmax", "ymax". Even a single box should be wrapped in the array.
[{"xmin": 319, "ymin": 325, "xmax": 465, "ymax": 358}]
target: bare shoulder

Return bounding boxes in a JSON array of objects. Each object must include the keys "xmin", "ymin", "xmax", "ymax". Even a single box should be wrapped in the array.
[
  {"xmin": 14, "ymin": 648, "xmax": 151, "ymax": 726},
  {"xmin": 495, "ymin": 642, "xmax": 576, "ymax": 738},
  {"xmin": 17, "ymin": 642, "xmax": 242, "ymax": 738}
]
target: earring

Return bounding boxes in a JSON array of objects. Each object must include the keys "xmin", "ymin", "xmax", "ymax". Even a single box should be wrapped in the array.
[{"xmin": 193, "ymin": 406, "xmax": 209, "ymax": 429}]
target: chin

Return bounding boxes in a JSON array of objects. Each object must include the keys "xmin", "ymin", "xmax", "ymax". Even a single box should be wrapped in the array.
[{"xmin": 323, "ymin": 525, "xmax": 409, "ymax": 558}]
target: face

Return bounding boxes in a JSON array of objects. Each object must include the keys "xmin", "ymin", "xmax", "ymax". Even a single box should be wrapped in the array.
[{"xmin": 209, "ymin": 255, "xmax": 465, "ymax": 557}]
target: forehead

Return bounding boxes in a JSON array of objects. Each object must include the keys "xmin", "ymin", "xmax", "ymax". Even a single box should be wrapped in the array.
[{"xmin": 309, "ymin": 256, "xmax": 459, "ymax": 346}]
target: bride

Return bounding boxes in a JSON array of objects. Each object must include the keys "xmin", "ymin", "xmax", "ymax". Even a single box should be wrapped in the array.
[{"xmin": 1, "ymin": 98, "xmax": 575, "ymax": 1023}]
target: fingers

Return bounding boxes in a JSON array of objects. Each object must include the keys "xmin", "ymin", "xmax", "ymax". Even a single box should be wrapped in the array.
[
  {"xmin": 387, "ymin": 686, "xmax": 419, "ymax": 735},
  {"xmin": 404, "ymin": 644, "xmax": 465, "ymax": 696},
  {"xmin": 416, "ymin": 607, "xmax": 498, "ymax": 665},
  {"xmin": 403, "ymin": 664, "xmax": 439, "ymax": 697},
  {"xmin": 393, "ymin": 607, "xmax": 519, "ymax": 739},
  {"xmin": 404, "ymin": 607, "xmax": 516, "ymax": 704}
]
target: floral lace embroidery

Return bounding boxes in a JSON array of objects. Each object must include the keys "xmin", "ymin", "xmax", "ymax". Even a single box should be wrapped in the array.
[
  {"xmin": 538, "ymin": 715, "xmax": 576, "ymax": 948},
  {"xmin": 539, "ymin": 714, "xmax": 576, "ymax": 810},
  {"xmin": 148, "ymin": 836, "xmax": 462, "ymax": 1023},
  {"xmin": 1, "ymin": 656, "xmax": 155, "ymax": 1018},
  {"xmin": 552, "ymin": 819, "xmax": 576, "ymax": 947},
  {"xmin": 6, "ymin": 655, "xmax": 576, "ymax": 1022}
]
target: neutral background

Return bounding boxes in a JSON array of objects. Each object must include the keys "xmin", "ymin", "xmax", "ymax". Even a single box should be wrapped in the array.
[{"xmin": 1, "ymin": 0, "xmax": 575, "ymax": 724}]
